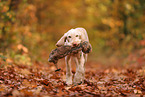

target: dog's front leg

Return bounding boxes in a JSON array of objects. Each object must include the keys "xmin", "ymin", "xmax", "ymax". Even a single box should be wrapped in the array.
[
  {"xmin": 65, "ymin": 55, "xmax": 72, "ymax": 85},
  {"xmin": 73, "ymin": 52, "xmax": 85, "ymax": 85}
]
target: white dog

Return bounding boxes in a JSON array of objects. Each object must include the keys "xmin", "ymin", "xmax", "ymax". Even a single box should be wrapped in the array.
[{"xmin": 56, "ymin": 27, "xmax": 89, "ymax": 85}]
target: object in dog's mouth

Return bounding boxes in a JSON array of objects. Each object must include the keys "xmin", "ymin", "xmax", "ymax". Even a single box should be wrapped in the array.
[
  {"xmin": 48, "ymin": 41, "xmax": 92, "ymax": 71},
  {"xmin": 54, "ymin": 63, "xmax": 61, "ymax": 72}
]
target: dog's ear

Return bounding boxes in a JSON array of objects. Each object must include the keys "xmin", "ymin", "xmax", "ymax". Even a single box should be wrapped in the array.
[
  {"xmin": 76, "ymin": 28, "xmax": 89, "ymax": 42},
  {"xmin": 56, "ymin": 33, "xmax": 67, "ymax": 47}
]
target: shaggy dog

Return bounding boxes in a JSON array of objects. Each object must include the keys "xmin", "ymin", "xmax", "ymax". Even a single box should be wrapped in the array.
[{"xmin": 55, "ymin": 27, "xmax": 90, "ymax": 85}]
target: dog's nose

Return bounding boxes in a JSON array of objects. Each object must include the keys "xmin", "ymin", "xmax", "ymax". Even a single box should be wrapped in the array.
[{"xmin": 73, "ymin": 43, "xmax": 77, "ymax": 47}]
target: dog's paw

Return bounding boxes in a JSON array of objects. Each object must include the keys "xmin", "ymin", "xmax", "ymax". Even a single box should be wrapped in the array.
[
  {"xmin": 73, "ymin": 72, "xmax": 84, "ymax": 85},
  {"xmin": 73, "ymin": 77, "xmax": 84, "ymax": 85},
  {"xmin": 66, "ymin": 74, "xmax": 73, "ymax": 85},
  {"xmin": 66, "ymin": 79, "xmax": 72, "ymax": 85}
]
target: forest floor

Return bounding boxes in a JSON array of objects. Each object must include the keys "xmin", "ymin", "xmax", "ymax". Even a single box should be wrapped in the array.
[{"xmin": 0, "ymin": 57, "xmax": 145, "ymax": 97}]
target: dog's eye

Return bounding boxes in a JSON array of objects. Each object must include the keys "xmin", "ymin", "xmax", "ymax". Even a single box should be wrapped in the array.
[
  {"xmin": 68, "ymin": 36, "xmax": 71, "ymax": 38},
  {"xmin": 76, "ymin": 35, "xmax": 78, "ymax": 37}
]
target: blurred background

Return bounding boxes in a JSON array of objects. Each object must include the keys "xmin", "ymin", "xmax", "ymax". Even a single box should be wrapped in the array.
[{"xmin": 0, "ymin": 0, "xmax": 145, "ymax": 68}]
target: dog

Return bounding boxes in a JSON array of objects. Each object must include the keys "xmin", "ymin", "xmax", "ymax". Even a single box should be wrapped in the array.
[{"xmin": 56, "ymin": 27, "xmax": 89, "ymax": 85}]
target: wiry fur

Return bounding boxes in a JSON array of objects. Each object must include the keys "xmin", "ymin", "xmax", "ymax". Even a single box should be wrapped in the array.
[{"xmin": 56, "ymin": 27, "xmax": 89, "ymax": 85}]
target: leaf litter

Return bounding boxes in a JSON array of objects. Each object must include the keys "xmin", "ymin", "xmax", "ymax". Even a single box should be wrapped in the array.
[{"xmin": 0, "ymin": 61, "xmax": 145, "ymax": 97}]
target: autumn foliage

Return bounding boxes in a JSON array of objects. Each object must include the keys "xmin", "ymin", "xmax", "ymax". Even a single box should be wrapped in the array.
[
  {"xmin": 0, "ymin": 0, "xmax": 145, "ymax": 96},
  {"xmin": 0, "ymin": 60, "xmax": 145, "ymax": 96}
]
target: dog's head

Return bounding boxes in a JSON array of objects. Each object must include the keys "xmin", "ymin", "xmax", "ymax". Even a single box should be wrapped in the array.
[{"xmin": 56, "ymin": 28, "xmax": 89, "ymax": 47}]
